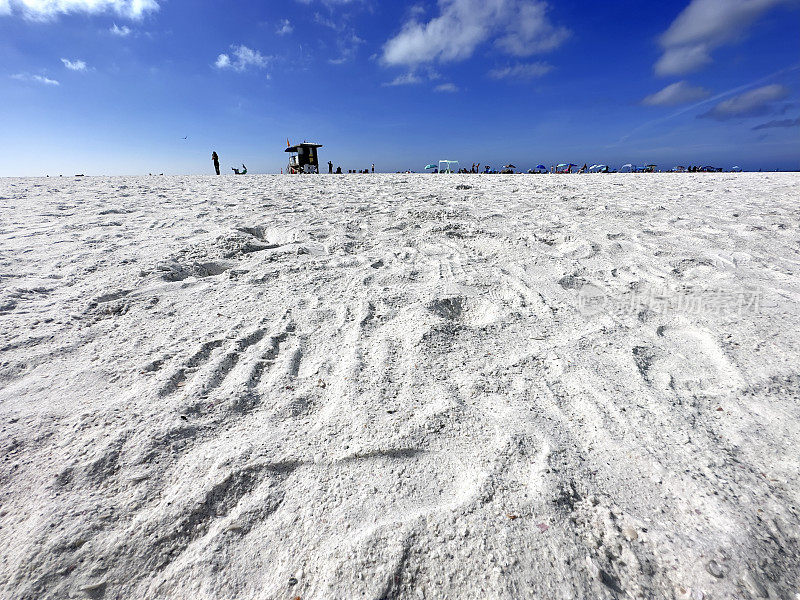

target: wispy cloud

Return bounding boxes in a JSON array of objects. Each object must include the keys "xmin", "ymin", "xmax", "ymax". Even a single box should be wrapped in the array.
[
  {"xmin": 384, "ymin": 72, "xmax": 423, "ymax": 86},
  {"xmin": 329, "ymin": 33, "xmax": 364, "ymax": 64},
  {"xmin": 310, "ymin": 8, "xmax": 365, "ymax": 64},
  {"xmin": 655, "ymin": 0, "xmax": 794, "ymax": 76},
  {"xmin": 613, "ymin": 65, "xmax": 799, "ymax": 145},
  {"xmin": 295, "ymin": 0, "xmax": 362, "ymax": 4},
  {"xmin": 699, "ymin": 84, "xmax": 789, "ymax": 120},
  {"xmin": 434, "ymin": 82, "xmax": 459, "ymax": 92},
  {"xmin": 1, "ymin": 0, "xmax": 159, "ymax": 21},
  {"xmin": 751, "ymin": 117, "xmax": 800, "ymax": 130},
  {"xmin": 488, "ymin": 61, "xmax": 552, "ymax": 80},
  {"xmin": 110, "ymin": 23, "xmax": 131, "ymax": 36},
  {"xmin": 642, "ymin": 81, "xmax": 710, "ymax": 106},
  {"xmin": 11, "ymin": 73, "xmax": 59, "ymax": 85},
  {"xmin": 61, "ymin": 58, "xmax": 88, "ymax": 71},
  {"xmin": 214, "ymin": 45, "xmax": 271, "ymax": 72},
  {"xmin": 276, "ymin": 19, "xmax": 293, "ymax": 35},
  {"xmin": 382, "ymin": 0, "xmax": 568, "ymax": 67},
  {"xmin": 407, "ymin": 4, "xmax": 426, "ymax": 18},
  {"xmin": 383, "ymin": 65, "xmax": 443, "ymax": 87}
]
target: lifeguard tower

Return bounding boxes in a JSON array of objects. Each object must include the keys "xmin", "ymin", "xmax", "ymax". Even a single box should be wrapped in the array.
[{"xmin": 286, "ymin": 142, "xmax": 323, "ymax": 174}]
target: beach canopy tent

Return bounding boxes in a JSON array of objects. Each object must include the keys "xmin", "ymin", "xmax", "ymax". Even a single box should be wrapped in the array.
[
  {"xmin": 438, "ymin": 160, "xmax": 459, "ymax": 173},
  {"xmin": 620, "ymin": 163, "xmax": 635, "ymax": 172},
  {"xmin": 589, "ymin": 164, "xmax": 608, "ymax": 173}
]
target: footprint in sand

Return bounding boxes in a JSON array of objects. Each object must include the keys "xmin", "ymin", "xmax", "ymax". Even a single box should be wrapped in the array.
[{"xmin": 635, "ymin": 326, "xmax": 744, "ymax": 396}]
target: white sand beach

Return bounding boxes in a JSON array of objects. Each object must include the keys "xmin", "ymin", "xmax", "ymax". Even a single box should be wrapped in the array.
[{"xmin": 1, "ymin": 173, "xmax": 798, "ymax": 599}]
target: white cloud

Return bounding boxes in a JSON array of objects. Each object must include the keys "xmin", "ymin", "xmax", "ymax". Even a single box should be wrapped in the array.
[
  {"xmin": 655, "ymin": 0, "xmax": 793, "ymax": 76},
  {"xmin": 11, "ymin": 73, "xmax": 59, "ymax": 85},
  {"xmin": 642, "ymin": 81, "xmax": 710, "ymax": 106},
  {"xmin": 110, "ymin": 23, "xmax": 131, "ymax": 36},
  {"xmin": 382, "ymin": 0, "xmax": 568, "ymax": 67},
  {"xmin": 214, "ymin": 45, "xmax": 270, "ymax": 72},
  {"xmin": 488, "ymin": 61, "xmax": 552, "ymax": 80},
  {"xmin": 434, "ymin": 82, "xmax": 459, "ymax": 92},
  {"xmin": 699, "ymin": 84, "xmax": 789, "ymax": 120},
  {"xmin": 61, "ymin": 58, "xmax": 88, "ymax": 71},
  {"xmin": 655, "ymin": 44, "xmax": 713, "ymax": 76},
  {"xmin": 495, "ymin": 1, "xmax": 569, "ymax": 55},
  {"xmin": 1, "ymin": 0, "xmax": 159, "ymax": 20},
  {"xmin": 214, "ymin": 54, "xmax": 231, "ymax": 69},
  {"xmin": 276, "ymin": 19, "xmax": 293, "ymax": 35}
]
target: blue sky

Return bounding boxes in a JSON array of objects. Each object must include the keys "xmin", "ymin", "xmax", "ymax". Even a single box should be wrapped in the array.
[{"xmin": 1, "ymin": 0, "xmax": 798, "ymax": 175}]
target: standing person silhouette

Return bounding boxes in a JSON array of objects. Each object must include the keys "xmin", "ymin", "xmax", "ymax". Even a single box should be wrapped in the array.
[
  {"xmin": 212, "ymin": 151, "xmax": 220, "ymax": 175},
  {"xmin": 328, "ymin": 160, "xmax": 333, "ymax": 174}
]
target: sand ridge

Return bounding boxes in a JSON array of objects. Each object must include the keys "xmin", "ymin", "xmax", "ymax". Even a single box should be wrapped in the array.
[{"xmin": 0, "ymin": 173, "xmax": 798, "ymax": 599}]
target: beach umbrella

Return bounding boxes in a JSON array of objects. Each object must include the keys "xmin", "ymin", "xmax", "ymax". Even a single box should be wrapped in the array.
[
  {"xmin": 536, "ymin": 165, "xmax": 546, "ymax": 170},
  {"xmin": 424, "ymin": 164, "xmax": 437, "ymax": 170},
  {"xmin": 556, "ymin": 163, "xmax": 568, "ymax": 167},
  {"xmin": 503, "ymin": 164, "xmax": 516, "ymax": 169}
]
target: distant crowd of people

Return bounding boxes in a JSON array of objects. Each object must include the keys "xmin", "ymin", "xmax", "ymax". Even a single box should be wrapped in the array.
[
  {"xmin": 209, "ymin": 151, "xmax": 740, "ymax": 177},
  {"xmin": 209, "ymin": 152, "xmax": 744, "ymax": 176},
  {"xmin": 327, "ymin": 161, "xmax": 375, "ymax": 174}
]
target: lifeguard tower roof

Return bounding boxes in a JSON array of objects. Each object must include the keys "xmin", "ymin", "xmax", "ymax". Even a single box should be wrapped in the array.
[{"xmin": 286, "ymin": 142, "xmax": 323, "ymax": 153}]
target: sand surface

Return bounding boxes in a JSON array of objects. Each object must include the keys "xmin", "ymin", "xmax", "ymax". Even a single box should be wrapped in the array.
[{"xmin": 1, "ymin": 173, "xmax": 798, "ymax": 599}]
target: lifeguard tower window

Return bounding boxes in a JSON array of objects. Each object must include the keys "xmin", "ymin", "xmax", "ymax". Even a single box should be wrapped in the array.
[{"xmin": 438, "ymin": 160, "xmax": 459, "ymax": 173}]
